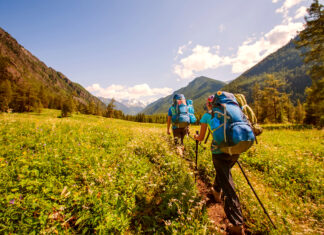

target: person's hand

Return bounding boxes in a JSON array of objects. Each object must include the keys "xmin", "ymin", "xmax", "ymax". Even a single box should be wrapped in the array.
[{"xmin": 167, "ymin": 130, "xmax": 171, "ymax": 135}]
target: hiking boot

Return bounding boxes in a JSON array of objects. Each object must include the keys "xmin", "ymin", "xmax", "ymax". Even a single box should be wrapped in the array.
[
  {"xmin": 227, "ymin": 224, "xmax": 245, "ymax": 235},
  {"xmin": 211, "ymin": 188, "xmax": 222, "ymax": 203}
]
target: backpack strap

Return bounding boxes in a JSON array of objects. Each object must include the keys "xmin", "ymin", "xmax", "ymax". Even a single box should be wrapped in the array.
[{"xmin": 212, "ymin": 104, "xmax": 231, "ymax": 143}]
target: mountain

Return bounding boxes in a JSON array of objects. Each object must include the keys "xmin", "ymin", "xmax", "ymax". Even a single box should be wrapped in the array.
[
  {"xmin": 98, "ymin": 97, "xmax": 144, "ymax": 115},
  {"xmin": 142, "ymin": 76, "xmax": 226, "ymax": 114},
  {"xmin": 223, "ymin": 38, "xmax": 311, "ymax": 104},
  {"xmin": 0, "ymin": 27, "xmax": 105, "ymax": 112}
]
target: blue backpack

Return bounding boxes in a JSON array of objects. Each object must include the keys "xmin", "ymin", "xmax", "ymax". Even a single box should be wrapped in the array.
[
  {"xmin": 170, "ymin": 94, "xmax": 190, "ymax": 128},
  {"xmin": 210, "ymin": 91, "xmax": 255, "ymax": 155},
  {"xmin": 186, "ymin": 99, "xmax": 197, "ymax": 124}
]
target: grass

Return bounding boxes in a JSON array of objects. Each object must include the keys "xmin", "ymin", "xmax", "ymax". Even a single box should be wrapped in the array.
[
  {"xmin": 0, "ymin": 110, "xmax": 211, "ymax": 234},
  {"xmin": 0, "ymin": 109, "xmax": 323, "ymax": 234}
]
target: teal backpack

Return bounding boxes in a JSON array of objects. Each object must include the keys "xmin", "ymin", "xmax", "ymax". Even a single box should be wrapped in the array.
[
  {"xmin": 170, "ymin": 94, "xmax": 191, "ymax": 128},
  {"xmin": 210, "ymin": 91, "xmax": 255, "ymax": 155}
]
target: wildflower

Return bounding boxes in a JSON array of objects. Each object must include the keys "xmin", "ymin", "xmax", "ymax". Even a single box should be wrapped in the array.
[{"xmin": 9, "ymin": 199, "xmax": 15, "ymax": 204}]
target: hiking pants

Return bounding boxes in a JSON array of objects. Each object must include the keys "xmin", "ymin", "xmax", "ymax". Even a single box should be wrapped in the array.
[
  {"xmin": 212, "ymin": 153, "xmax": 244, "ymax": 226},
  {"xmin": 172, "ymin": 127, "xmax": 188, "ymax": 145}
]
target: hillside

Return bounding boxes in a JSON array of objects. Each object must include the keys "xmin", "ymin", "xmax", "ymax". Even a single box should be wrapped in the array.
[
  {"xmin": 98, "ymin": 97, "xmax": 143, "ymax": 115},
  {"xmin": 223, "ymin": 38, "xmax": 311, "ymax": 103},
  {"xmin": 0, "ymin": 27, "xmax": 105, "ymax": 112},
  {"xmin": 142, "ymin": 76, "xmax": 226, "ymax": 114}
]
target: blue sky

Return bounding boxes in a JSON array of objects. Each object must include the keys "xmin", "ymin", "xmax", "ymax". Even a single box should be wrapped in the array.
[{"xmin": 0, "ymin": 0, "xmax": 312, "ymax": 105}]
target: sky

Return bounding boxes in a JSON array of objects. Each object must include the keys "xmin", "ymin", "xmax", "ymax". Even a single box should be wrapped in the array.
[{"xmin": 0, "ymin": 0, "xmax": 315, "ymax": 106}]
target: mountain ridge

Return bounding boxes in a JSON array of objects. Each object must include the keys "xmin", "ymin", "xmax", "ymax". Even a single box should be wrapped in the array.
[
  {"xmin": 0, "ymin": 27, "xmax": 105, "ymax": 112},
  {"xmin": 142, "ymin": 76, "xmax": 226, "ymax": 114}
]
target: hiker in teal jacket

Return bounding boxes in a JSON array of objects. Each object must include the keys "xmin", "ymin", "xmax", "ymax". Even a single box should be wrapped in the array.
[
  {"xmin": 167, "ymin": 95, "xmax": 189, "ymax": 145},
  {"xmin": 194, "ymin": 95, "xmax": 245, "ymax": 235}
]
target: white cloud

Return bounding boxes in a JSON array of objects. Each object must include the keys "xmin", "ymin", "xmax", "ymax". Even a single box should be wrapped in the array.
[
  {"xmin": 173, "ymin": 45, "xmax": 232, "ymax": 79},
  {"xmin": 86, "ymin": 83, "xmax": 173, "ymax": 105},
  {"xmin": 231, "ymin": 20, "xmax": 303, "ymax": 73},
  {"xmin": 276, "ymin": 0, "xmax": 304, "ymax": 21},
  {"xmin": 294, "ymin": 6, "xmax": 307, "ymax": 19},
  {"xmin": 173, "ymin": 0, "xmax": 306, "ymax": 79},
  {"xmin": 177, "ymin": 41, "xmax": 192, "ymax": 55}
]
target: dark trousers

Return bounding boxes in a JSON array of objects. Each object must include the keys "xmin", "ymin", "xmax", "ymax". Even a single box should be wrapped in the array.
[
  {"xmin": 212, "ymin": 153, "xmax": 244, "ymax": 226},
  {"xmin": 172, "ymin": 127, "xmax": 188, "ymax": 145}
]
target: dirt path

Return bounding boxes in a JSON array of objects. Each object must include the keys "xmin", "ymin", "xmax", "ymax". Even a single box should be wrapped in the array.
[
  {"xmin": 174, "ymin": 145, "xmax": 228, "ymax": 234},
  {"xmin": 195, "ymin": 177, "xmax": 228, "ymax": 234}
]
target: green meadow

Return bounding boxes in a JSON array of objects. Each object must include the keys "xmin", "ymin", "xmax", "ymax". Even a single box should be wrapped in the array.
[{"xmin": 0, "ymin": 110, "xmax": 323, "ymax": 234}]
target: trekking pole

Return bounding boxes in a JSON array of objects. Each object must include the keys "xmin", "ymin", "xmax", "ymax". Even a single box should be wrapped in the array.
[
  {"xmin": 195, "ymin": 131, "xmax": 199, "ymax": 182},
  {"xmin": 204, "ymin": 130, "xmax": 211, "ymax": 144},
  {"xmin": 237, "ymin": 161, "xmax": 277, "ymax": 229},
  {"xmin": 188, "ymin": 134, "xmax": 206, "ymax": 150}
]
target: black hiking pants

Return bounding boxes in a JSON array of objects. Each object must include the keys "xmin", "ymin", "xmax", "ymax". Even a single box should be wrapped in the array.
[
  {"xmin": 172, "ymin": 127, "xmax": 188, "ymax": 145},
  {"xmin": 212, "ymin": 153, "xmax": 244, "ymax": 226}
]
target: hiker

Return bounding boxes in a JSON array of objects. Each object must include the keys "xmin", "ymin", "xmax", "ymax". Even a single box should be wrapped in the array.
[
  {"xmin": 194, "ymin": 94, "xmax": 245, "ymax": 235},
  {"xmin": 167, "ymin": 94, "xmax": 195, "ymax": 146}
]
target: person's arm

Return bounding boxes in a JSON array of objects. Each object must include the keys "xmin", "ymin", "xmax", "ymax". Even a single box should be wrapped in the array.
[
  {"xmin": 167, "ymin": 116, "xmax": 171, "ymax": 135},
  {"xmin": 194, "ymin": 123, "xmax": 207, "ymax": 142}
]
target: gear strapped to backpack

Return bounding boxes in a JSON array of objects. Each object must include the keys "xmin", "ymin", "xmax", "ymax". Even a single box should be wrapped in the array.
[
  {"xmin": 234, "ymin": 94, "xmax": 263, "ymax": 136},
  {"xmin": 170, "ymin": 94, "xmax": 194, "ymax": 128},
  {"xmin": 210, "ymin": 91, "xmax": 255, "ymax": 155},
  {"xmin": 186, "ymin": 99, "xmax": 197, "ymax": 124}
]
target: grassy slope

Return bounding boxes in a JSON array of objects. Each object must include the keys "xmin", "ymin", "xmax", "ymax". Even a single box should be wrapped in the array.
[
  {"xmin": 0, "ymin": 110, "xmax": 211, "ymax": 234},
  {"xmin": 1, "ymin": 110, "xmax": 323, "ymax": 234}
]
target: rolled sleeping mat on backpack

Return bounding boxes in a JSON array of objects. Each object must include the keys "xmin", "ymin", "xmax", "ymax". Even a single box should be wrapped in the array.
[{"xmin": 244, "ymin": 105, "xmax": 258, "ymax": 124}]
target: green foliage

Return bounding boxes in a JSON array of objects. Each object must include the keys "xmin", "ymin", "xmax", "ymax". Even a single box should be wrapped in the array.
[
  {"xmin": 250, "ymin": 75, "xmax": 305, "ymax": 124},
  {"xmin": 296, "ymin": 0, "xmax": 324, "ymax": 126},
  {"xmin": 0, "ymin": 110, "xmax": 211, "ymax": 233}
]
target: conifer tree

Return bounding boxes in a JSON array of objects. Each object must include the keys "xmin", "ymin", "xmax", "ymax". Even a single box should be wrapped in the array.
[
  {"xmin": 0, "ymin": 80, "xmax": 12, "ymax": 112},
  {"xmin": 252, "ymin": 83, "xmax": 262, "ymax": 121},
  {"xmin": 106, "ymin": 99, "xmax": 116, "ymax": 118},
  {"xmin": 296, "ymin": 0, "xmax": 324, "ymax": 126},
  {"xmin": 295, "ymin": 100, "xmax": 306, "ymax": 124},
  {"xmin": 259, "ymin": 75, "xmax": 286, "ymax": 123}
]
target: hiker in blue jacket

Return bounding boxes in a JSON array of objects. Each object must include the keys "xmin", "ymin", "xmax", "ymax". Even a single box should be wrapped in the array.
[
  {"xmin": 194, "ymin": 94, "xmax": 245, "ymax": 235},
  {"xmin": 167, "ymin": 94, "xmax": 190, "ymax": 146}
]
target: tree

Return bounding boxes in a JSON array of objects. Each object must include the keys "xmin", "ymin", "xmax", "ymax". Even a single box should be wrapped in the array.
[
  {"xmin": 295, "ymin": 100, "xmax": 305, "ymax": 124},
  {"xmin": 251, "ymin": 83, "xmax": 262, "ymax": 121},
  {"xmin": 38, "ymin": 85, "xmax": 49, "ymax": 108},
  {"xmin": 87, "ymin": 101, "xmax": 95, "ymax": 114},
  {"xmin": 105, "ymin": 99, "xmax": 116, "ymax": 118},
  {"xmin": 0, "ymin": 80, "xmax": 12, "ymax": 112},
  {"xmin": 296, "ymin": 0, "xmax": 324, "ymax": 126},
  {"xmin": 61, "ymin": 97, "xmax": 73, "ymax": 117},
  {"xmin": 259, "ymin": 75, "xmax": 286, "ymax": 123}
]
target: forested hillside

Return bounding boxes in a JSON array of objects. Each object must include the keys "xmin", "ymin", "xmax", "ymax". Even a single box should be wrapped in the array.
[
  {"xmin": 143, "ymin": 76, "xmax": 225, "ymax": 114},
  {"xmin": 224, "ymin": 38, "xmax": 311, "ymax": 104},
  {"xmin": 0, "ymin": 27, "xmax": 105, "ymax": 113}
]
